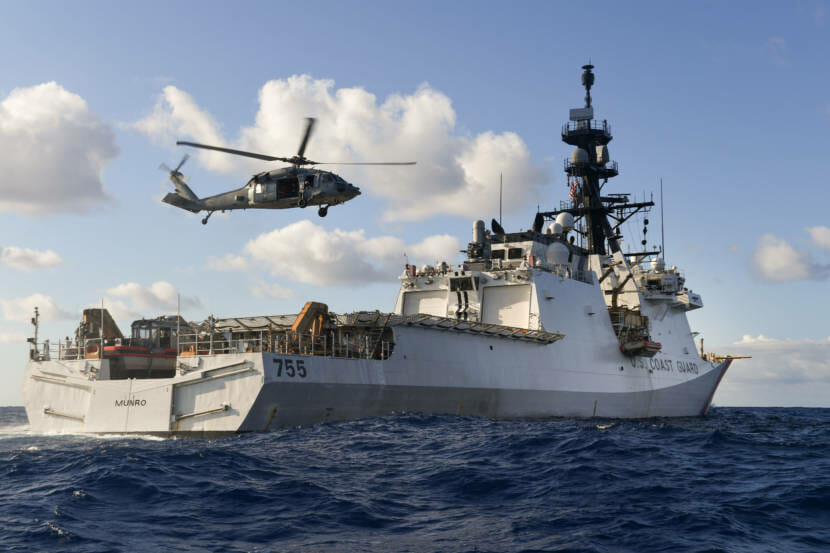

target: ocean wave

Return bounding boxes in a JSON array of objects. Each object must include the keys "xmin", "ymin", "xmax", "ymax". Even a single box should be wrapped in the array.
[{"xmin": 1, "ymin": 406, "xmax": 829, "ymax": 552}]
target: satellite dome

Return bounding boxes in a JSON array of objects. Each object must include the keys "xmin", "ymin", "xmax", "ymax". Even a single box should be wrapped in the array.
[
  {"xmin": 546, "ymin": 242, "xmax": 570, "ymax": 265},
  {"xmin": 651, "ymin": 258, "xmax": 665, "ymax": 272},
  {"xmin": 549, "ymin": 222, "xmax": 563, "ymax": 235},
  {"xmin": 555, "ymin": 212, "xmax": 575, "ymax": 231},
  {"xmin": 570, "ymin": 148, "xmax": 589, "ymax": 165}
]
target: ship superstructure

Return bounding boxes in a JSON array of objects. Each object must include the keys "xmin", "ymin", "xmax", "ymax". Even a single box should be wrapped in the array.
[{"xmin": 21, "ymin": 66, "xmax": 733, "ymax": 435}]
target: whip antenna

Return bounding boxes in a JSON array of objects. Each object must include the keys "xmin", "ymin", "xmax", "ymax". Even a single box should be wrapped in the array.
[
  {"xmin": 660, "ymin": 178, "xmax": 665, "ymax": 260},
  {"xmin": 499, "ymin": 172, "xmax": 503, "ymax": 227}
]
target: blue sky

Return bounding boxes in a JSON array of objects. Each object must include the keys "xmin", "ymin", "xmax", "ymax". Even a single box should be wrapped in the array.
[{"xmin": 1, "ymin": 1, "xmax": 828, "ymax": 406}]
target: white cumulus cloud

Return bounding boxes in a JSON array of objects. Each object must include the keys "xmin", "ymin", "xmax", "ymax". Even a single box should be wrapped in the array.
[
  {"xmin": 206, "ymin": 254, "xmax": 250, "ymax": 272},
  {"xmin": 215, "ymin": 220, "xmax": 460, "ymax": 286},
  {"xmin": 732, "ymin": 335, "xmax": 830, "ymax": 383},
  {"xmin": 713, "ymin": 334, "xmax": 830, "ymax": 407},
  {"xmin": 134, "ymin": 76, "xmax": 547, "ymax": 221},
  {"xmin": 0, "ymin": 82, "xmax": 118, "ymax": 214},
  {"xmin": 1, "ymin": 293, "xmax": 73, "ymax": 322},
  {"xmin": 0, "ymin": 246, "xmax": 63, "ymax": 271},
  {"xmin": 105, "ymin": 281, "xmax": 202, "ymax": 314},
  {"xmin": 751, "ymin": 232, "xmax": 829, "ymax": 281},
  {"xmin": 807, "ymin": 226, "xmax": 830, "ymax": 250},
  {"xmin": 134, "ymin": 85, "xmax": 232, "ymax": 172},
  {"xmin": 250, "ymin": 281, "xmax": 295, "ymax": 300}
]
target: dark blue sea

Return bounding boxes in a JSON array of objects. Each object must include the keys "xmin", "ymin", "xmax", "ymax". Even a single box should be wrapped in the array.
[{"xmin": 1, "ymin": 407, "xmax": 828, "ymax": 552}]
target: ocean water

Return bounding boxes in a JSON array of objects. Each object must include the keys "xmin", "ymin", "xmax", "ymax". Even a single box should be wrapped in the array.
[{"xmin": 0, "ymin": 407, "xmax": 828, "ymax": 553}]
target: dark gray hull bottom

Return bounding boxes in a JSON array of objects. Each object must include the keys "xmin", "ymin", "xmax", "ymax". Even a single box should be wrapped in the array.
[{"xmin": 239, "ymin": 361, "xmax": 730, "ymax": 432}]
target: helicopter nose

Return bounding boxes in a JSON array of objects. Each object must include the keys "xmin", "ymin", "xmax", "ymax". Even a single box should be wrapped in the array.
[{"xmin": 351, "ymin": 186, "xmax": 361, "ymax": 197}]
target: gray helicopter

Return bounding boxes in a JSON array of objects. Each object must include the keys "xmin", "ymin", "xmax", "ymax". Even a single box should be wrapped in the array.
[{"xmin": 161, "ymin": 118, "xmax": 415, "ymax": 224}]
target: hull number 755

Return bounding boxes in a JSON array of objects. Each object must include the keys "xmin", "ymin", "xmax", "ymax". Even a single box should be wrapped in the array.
[{"xmin": 273, "ymin": 358, "xmax": 307, "ymax": 378}]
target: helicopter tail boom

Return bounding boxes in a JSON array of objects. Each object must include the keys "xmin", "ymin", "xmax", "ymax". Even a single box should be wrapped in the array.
[
  {"xmin": 168, "ymin": 171, "xmax": 199, "ymax": 203},
  {"xmin": 162, "ymin": 192, "xmax": 202, "ymax": 213},
  {"xmin": 160, "ymin": 157, "xmax": 203, "ymax": 213}
]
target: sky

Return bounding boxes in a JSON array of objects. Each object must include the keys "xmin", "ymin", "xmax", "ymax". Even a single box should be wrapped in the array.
[{"xmin": 0, "ymin": 0, "xmax": 828, "ymax": 406}]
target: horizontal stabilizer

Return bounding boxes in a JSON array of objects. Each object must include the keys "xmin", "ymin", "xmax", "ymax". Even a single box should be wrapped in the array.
[{"xmin": 162, "ymin": 192, "xmax": 202, "ymax": 213}]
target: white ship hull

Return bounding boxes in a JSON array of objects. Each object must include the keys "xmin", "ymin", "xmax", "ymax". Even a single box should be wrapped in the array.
[{"xmin": 22, "ymin": 322, "xmax": 730, "ymax": 436}]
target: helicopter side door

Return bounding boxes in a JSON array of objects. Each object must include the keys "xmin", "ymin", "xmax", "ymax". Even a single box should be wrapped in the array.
[{"xmin": 276, "ymin": 176, "xmax": 300, "ymax": 200}]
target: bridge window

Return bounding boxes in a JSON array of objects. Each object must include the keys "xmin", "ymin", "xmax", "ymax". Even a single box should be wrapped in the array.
[
  {"xmin": 508, "ymin": 248, "xmax": 523, "ymax": 259},
  {"xmin": 491, "ymin": 249, "xmax": 505, "ymax": 260}
]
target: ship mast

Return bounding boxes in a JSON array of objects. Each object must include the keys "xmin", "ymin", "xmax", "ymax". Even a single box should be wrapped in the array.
[{"xmin": 541, "ymin": 65, "xmax": 653, "ymax": 257}]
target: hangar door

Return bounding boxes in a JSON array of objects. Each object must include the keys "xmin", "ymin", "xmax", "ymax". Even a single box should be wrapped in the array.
[
  {"xmin": 481, "ymin": 285, "xmax": 531, "ymax": 328},
  {"xmin": 403, "ymin": 290, "xmax": 447, "ymax": 317}
]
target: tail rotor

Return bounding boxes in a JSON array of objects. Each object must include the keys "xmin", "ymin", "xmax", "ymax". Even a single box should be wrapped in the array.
[
  {"xmin": 158, "ymin": 154, "xmax": 201, "ymax": 209},
  {"xmin": 159, "ymin": 154, "xmax": 190, "ymax": 179}
]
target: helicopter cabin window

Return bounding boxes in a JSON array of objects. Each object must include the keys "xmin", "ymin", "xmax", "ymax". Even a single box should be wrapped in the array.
[
  {"xmin": 276, "ymin": 176, "xmax": 299, "ymax": 199},
  {"xmin": 255, "ymin": 183, "xmax": 263, "ymax": 194},
  {"xmin": 491, "ymin": 249, "xmax": 505, "ymax": 260},
  {"xmin": 508, "ymin": 248, "xmax": 523, "ymax": 259}
]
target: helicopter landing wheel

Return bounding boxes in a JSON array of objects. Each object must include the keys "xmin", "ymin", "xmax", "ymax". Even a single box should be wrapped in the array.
[
  {"xmin": 318, "ymin": 206, "xmax": 328, "ymax": 217},
  {"xmin": 298, "ymin": 199, "xmax": 307, "ymax": 208},
  {"xmin": 202, "ymin": 218, "xmax": 208, "ymax": 225},
  {"xmin": 201, "ymin": 211, "xmax": 215, "ymax": 225}
]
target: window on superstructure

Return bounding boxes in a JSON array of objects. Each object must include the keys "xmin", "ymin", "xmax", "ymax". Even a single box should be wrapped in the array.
[
  {"xmin": 450, "ymin": 277, "xmax": 476, "ymax": 291},
  {"xmin": 491, "ymin": 249, "xmax": 505, "ymax": 260},
  {"xmin": 508, "ymin": 248, "xmax": 523, "ymax": 259}
]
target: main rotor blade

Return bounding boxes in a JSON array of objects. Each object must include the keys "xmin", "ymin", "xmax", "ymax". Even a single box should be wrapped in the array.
[
  {"xmin": 296, "ymin": 117, "xmax": 315, "ymax": 159},
  {"xmin": 313, "ymin": 161, "xmax": 417, "ymax": 166},
  {"xmin": 177, "ymin": 141, "xmax": 289, "ymax": 163}
]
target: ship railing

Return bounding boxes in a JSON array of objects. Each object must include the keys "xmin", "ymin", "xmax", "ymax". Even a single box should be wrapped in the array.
[
  {"xmin": 31, "ymin": 337, "xmax": 104, "ymax": 361},
  {"xmin": 176, "ymin": 330, "xmax": 394, "ymax": 361},
  {"xmin": 561, "ymin": 120, "xmax": 611, "ymax": 135},
  {"xmin": 563, "ymin": 159, "xmax": 618, "ymax": 172}
]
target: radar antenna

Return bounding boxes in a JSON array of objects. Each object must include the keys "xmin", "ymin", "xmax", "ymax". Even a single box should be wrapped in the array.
[
  {"xmin": 581, "ymin": 63, "xmax": 595, "ymax": 108},
  {"xmin": 539, "ymin": 64, "xmax": 654, "ymax": 257}
]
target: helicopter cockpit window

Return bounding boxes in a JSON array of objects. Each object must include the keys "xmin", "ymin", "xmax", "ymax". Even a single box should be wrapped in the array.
[{"xmin": 320, "ymin": 173, "xmax": 332, "ymax": 185}]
